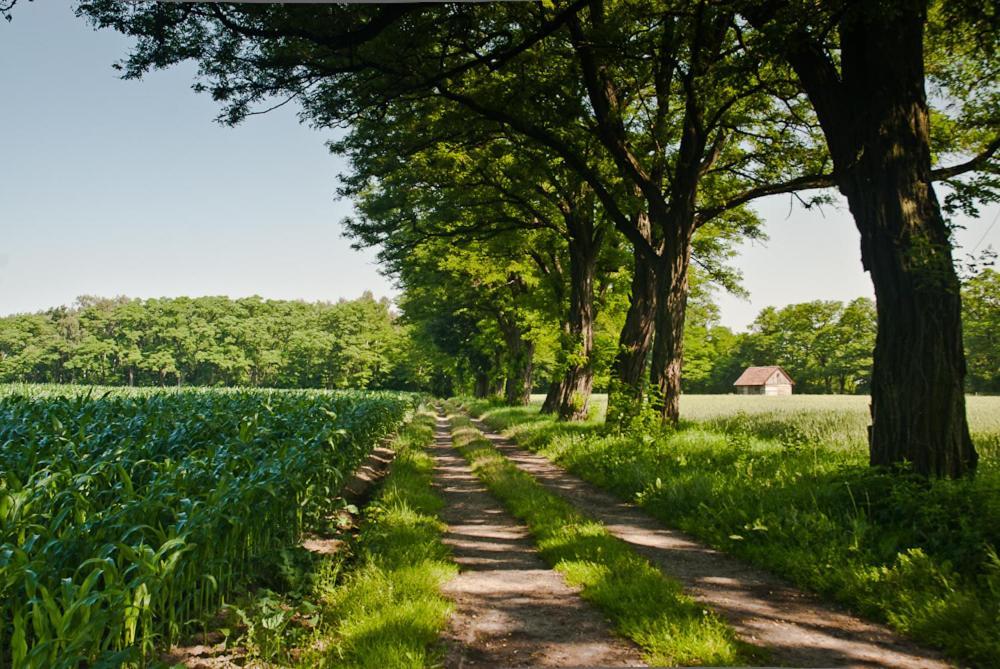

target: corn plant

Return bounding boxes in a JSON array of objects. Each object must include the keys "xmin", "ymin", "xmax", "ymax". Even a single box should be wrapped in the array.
[{"xmin": 0, "ymin": 385, "xmax": 417, "ymax": 667}]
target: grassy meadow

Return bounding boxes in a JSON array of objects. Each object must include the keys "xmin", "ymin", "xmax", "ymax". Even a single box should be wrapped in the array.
[
  {"xmin": 571, "ymin": 393, "xmax": 1000, "ymax": 461},
  {"xmin": 468, "ymin": 393, "xmax": 1000, "ymax": 668}
]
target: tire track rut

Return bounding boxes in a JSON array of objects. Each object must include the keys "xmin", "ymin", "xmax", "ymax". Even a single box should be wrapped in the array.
[
  {"xmin": 469, "ymin": 414, "xmax": 951, "ymax": 669},
  {"xmin": 430, "ymin": 412, "xmax": 645, "ymax": 668}
]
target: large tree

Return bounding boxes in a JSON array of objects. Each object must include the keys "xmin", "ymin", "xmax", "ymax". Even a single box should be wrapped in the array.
[
  {"xmin": 742, "ymin": 0, "xmax": 998, "ymax": 476},
  {"xmin": 337, "ymin": 103, "xmax": 617, "ymax": 417},
  {"xmin": 78, "ymin": 2, "xmax": 803, "ymax": 427}
]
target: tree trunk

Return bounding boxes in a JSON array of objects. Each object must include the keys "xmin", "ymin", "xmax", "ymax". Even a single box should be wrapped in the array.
[
  {"xmin": 541, "ymin": 373, "xmax": 564, "ymax": 413},
  {"xmin": 503, "ymin": 337, "xmax": 535, "ymax": 406},
  {"xmin": 555, "ymin": 224, "xmax": 598, "ymax": 420},
  {"xmin": 648, "ymin": 232, "xmax": 692, "ymax": 426},
  {"xmin": 831, "ymin": 2, "xmax": 975, "ymax": 476},
  {"xmin": 745, "ymin": 0, "xmax": 978, "ymax": 477},
  {"xmin": 541, "ymin": 320, "xmax": 572, "ymax": 415},
  {"xmin": 473, "ymin": 372, "xmax": 490, "ymax": 399},
  {"xmin": 842, "ymin": 162, "xmax": 976, "ymax": 475},
  {"xmin": 606, "ymin": 217, "xmax": 657, "ymax": 426},
  {"xmin": 497, "ymin": 311, "xmax": 534, "ymax": 406},
  {"xmin": 488, "ymin": 348, "xmax": 505, "ymax": 398}
]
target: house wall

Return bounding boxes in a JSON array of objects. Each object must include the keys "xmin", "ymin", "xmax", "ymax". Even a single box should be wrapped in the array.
[{"xmin": 764, "ymin": 371, "xmax": 793, "ymax": 395}]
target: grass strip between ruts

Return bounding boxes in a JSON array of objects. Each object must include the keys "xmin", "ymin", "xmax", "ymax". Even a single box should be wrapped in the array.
[
  {"xmin": 305, "ymin": 409, "xmax": 457, "ymax": 668},
  {"xmin": 445, "ymin": 408, "xmax": 764, "ymax": 668},
  {"xmin": 463, "ymin": 398, "xmax": 1000, "ymax": 669}
]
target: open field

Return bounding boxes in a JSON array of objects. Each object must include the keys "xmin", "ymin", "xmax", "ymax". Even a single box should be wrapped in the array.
[
  {"xmin": 0, "ymin": 384, "xmax": 416, "ymax": 667},
  {"xmin": 474, "ymin": 394, "xmax": 1000, "ymax": 667},
  {"xmin": 539, "ymin": 393, "xmax": 1000, "ymax": 462}
]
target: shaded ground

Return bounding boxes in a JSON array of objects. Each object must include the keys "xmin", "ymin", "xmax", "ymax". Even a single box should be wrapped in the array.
[
  {"xmin": 431, "ymin": 413, "xmax": 646, "ymax": 668},
  {"xmin": 469, "ymin": 415, "xmax": 951, "ymax": 669}
]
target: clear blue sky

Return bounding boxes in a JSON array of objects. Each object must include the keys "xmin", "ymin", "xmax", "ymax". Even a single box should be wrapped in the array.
[{"xmin": 1, "ymin": 2, "xmax": 997, "ymax": 331}]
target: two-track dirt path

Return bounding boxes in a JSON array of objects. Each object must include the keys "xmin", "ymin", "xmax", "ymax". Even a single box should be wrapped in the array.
[
  {"xmin": 468, "ymin": 415, "xmax": 952, "ymax": 669},
  {"xmin": 429, "ymin": 413, "xmax": 645, "ymax": 668}
]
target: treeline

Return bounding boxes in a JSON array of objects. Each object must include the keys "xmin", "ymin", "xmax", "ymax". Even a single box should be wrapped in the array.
[
  {"xmin": 77, "ymin": 2, "xmax": 998, "ymax": 476},
  {"xmin": 683, "ymin": 297, "xmax": 877, "ymax": 395},
  {"xmin": 0, "ymin": 294, "xmax": 433, "ymax": 390},
  {"xmin": 687, "ymin": 271, "xmax": 1000, "ymax": 395}
]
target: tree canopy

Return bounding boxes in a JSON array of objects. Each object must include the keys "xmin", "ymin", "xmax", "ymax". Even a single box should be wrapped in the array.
[
  {"xmin": 0, "ymin": 294, "xmax": 426, "ymax": 390},
  {"xmin": 50, "ymin": 0, "xmax": 1000, "ymax": 476}
]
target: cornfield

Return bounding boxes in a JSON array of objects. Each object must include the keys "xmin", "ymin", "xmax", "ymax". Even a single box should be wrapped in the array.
[{"xmin": 0, "ymin": 385, "xmax": 416, "ymax": 668}]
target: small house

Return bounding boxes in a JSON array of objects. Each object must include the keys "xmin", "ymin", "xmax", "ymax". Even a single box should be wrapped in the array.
[{"xmin": 733, "ymin": 366, "xmax": 794, "ymax": 395}]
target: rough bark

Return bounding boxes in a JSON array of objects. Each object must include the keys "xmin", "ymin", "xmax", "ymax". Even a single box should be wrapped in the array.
[
  {"xmin": 555, "ymin": 215, "xmax": 599, "ymax": 420},
  {"xmin": 474, "ymin": 374, "xmax": 490, "ymax": 398},
  {"xmin": 540, "ymin": 373, "xmax": 564, "ymax": 414},
  {"xmin": 755, "ymin": 0, "xmax": 977, "ymax": 476},
  {"xmin": 487, "ymin": 349, "xmax": 505, "ymax": 398},
  {"xmin": 606, "ymin": 229, "xmax": 657, "ymax": 426},
  {"xmin": 503, "ymin": 346, "xmax": 534, "ymax": 405},
  {"xmin": 500, "ymin": 319, "xmax": 535, "ymax": 406},
  {"xmin": 648, "ymin": 229, "xmax": 693, "ymax": 427}
]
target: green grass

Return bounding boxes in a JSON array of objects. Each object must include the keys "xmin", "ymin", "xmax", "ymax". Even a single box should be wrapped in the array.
[
  {"xmin": 304, "ymin": 409, "xmax": 456, "ymax": 668},
  {"xmin": 561, "ymin": 393, "xmax": 1000, "ymax": 461},
  {"xmin": 467, "ymin": 395, "xmax": 1000, "ymax": 668},
  {"xmin": 446, "ymin": 407, "xmax": 762, "ymax": 667}
]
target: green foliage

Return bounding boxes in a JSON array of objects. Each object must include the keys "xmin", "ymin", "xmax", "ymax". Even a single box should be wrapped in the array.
[
  {"xmin": 962, "ymin": 269, "xmax": 1000, "ymax": 393},
  {"xmin": 738, "ymin": 299, "xmax": 877, "ymax": 394},
  {"xmin": 681, "ymin": 295, "xmax": 878, "ymax": 395},
  {"xmin": 0, "ymin": 294, "xmax": 432, "ymax": 391},
  {"xmin": 0, "ymin": 385, "xmax": 415, "ymax": 667},
  {"xmin": 467, "ymin": 397, "xmax": 1000, "ymax": 667}
]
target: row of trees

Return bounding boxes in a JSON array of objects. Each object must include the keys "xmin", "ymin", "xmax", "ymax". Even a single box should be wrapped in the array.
[
  {"xmin": 0, "ymin": 294, "xmax": 433, "ymax": 390},
  {"xmin": 684, "ymin": 297, "xmax": 878, "ymax": 395},
  {"xmin": 6, "ymin": 270, "xmax": 996, "ymax": 396},
  {"xmin": 68, "ymin": 0, "xmax": 999, "ymax": 476}
]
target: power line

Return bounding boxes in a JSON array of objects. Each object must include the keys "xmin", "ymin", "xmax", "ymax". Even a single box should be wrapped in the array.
[{"xmin": 971, "ymin": 207, "xmax": 1000, "ymax": 253}]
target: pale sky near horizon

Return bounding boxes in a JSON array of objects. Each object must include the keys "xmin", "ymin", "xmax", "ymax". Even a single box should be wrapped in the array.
[{"xmin": 2, "ymin": 2, "xmax": 998, "ymax": 331}]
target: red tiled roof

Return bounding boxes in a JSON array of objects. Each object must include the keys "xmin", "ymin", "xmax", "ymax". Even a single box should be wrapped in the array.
[{"xmin": 733, "ymin": 365, "xmax": 795, "ymax": 386}]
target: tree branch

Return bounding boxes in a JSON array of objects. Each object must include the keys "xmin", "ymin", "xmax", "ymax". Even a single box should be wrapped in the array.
[
  {"xmin": 697, "ymin": 171, "xmax": 836, "ymax": 225},
  {"xmin": 436, "ymin": 86, "xmax": 659, "ymax": 264},
  {"xmin": 932, "ymin": 137, "xmax": 1000, "ymax": 180}
]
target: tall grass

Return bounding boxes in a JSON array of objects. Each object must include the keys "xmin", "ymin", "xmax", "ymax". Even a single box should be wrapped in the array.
[
  {"xmin": 311, "ymin": 410, "xmax": 456, "ymax": 668},
  {"xmin": 0, "ymin": 385, "xmax": 416, "ymax": 668},
  {"xmin": 469, "ymin": 395, "xmax": 1000, "ymax": 668}
]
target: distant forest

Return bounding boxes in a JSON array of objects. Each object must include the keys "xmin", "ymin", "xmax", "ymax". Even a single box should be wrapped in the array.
[
  {"xmin": 1, "ymin": 269, "xmax": 996, "ymax": 395},
  {"xmin": 0, "ymin": 293, "xmax": 433, "ymax": 391}
]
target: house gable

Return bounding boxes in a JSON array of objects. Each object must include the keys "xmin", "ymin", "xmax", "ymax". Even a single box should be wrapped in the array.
[{"xmin": 733, "ymin": 365, "xmax": 796, "ymax": 387}]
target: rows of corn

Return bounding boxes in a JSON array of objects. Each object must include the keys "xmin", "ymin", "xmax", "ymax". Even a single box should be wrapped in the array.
[{"xmin": 0, "ymin": 386, "xmax": 416, "ymax": 668}]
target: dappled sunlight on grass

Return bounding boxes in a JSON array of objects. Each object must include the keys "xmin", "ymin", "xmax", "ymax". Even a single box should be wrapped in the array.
[
  {"xmin": 448, "ymin": 409, "xmax": 762, "ymax": 667},
  {"xmin": 460, "ymin": 396, "xmax": 1000, "ymax": 667},
  {"xmin": 310, "ymin": 411, "xmax": 456, "ymax": 668}
]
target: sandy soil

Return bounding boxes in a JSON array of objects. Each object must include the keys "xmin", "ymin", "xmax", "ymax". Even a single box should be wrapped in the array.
[
  {"xmin": 431, "ymin": 414, "xmax": 646, "ymax": 668},
  {"xmin": 470, "ymin": 415, "xmax": 952, "ymax": 669}
]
